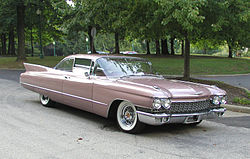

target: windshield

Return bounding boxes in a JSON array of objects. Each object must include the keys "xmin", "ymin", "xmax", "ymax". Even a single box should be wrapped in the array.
[{"xmin": 95, "ymin": 57, "xmax": 153, "ymax": 78}]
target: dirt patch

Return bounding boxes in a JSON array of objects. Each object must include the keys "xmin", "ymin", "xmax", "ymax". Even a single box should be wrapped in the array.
[{"xmin": 170, "ymin": 77, "xmax": 250, "ymax": 107}]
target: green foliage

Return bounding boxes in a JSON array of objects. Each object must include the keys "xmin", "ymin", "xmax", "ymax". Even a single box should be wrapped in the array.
[
  {"xmin": 191, "ymin": 39, "xmax": 223, "ymax": 54},
  {"xmin": 157, "ymin": 0, "xmax": 206, "ymax": 39},
  {"xmin": 1, "ymin": 0, "xmax": 249, "ymax": 59},
  {"xmin": 233, "ymin": 97, "xmax": 250, "ymax": 105},
  {"xmin": 58, "ymin": 31, "xmax": 88, "ymax": 55},
  {"xmin": 126, "ymin": 0, "xmax": 165, "ymax": 41},
  {"xmin": 0, "ymin": 0, "xmax": 16, "ymax": 33},
  {"xmin": 202, "ymin": 0, "xmax": 250, "ymax": 50},
  {"xmin": 246, "ymin": 90, "xmax": 250, "ymax": 99}
]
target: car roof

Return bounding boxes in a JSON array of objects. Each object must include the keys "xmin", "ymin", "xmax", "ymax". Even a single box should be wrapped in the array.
[{"xmin": 67, "ymin": 54, "xmax": 143, "ymax": 61}]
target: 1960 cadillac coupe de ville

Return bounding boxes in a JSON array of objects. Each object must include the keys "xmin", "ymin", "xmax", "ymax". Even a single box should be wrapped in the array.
[{"xmin": 20, "ymin": 54, "xmax": 227, "ymax": 133}]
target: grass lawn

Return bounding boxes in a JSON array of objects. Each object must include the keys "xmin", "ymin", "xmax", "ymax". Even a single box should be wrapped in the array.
[
  {"xmin": 0, "ymin": 55, "xmax": 249, "ymax": 75},
  {"xmin": 142, "ymin": 55, "xmax": 250, "ymax": 75},
  {"xmin": 0, "ymin": 56, "xmax": 64, "ymax": 69}
]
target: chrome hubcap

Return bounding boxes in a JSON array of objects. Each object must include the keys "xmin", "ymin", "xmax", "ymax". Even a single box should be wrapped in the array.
[
  {"xmin": 122, "ymin": 106, "xmax": 135, "ymax": 125},
  {"xmin": 40, "ymin": 95, "xmax": 49, "ymax": 105}
]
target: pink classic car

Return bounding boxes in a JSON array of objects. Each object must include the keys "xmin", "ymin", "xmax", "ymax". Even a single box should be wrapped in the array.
[{"xmin": 20, "ymin": 54, "xmax": 226, "ymax": 133}]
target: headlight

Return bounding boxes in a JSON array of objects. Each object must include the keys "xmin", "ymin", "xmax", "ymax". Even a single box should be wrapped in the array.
[
  {"xmin": 152, "ymin": 99, "xmax": 162, "ymax": 109},
  {"xmin": 153, "ymin": 98, "xmax": 171, "ymax": 110},
  {"xmin": 211, "ymin": 95, "xmax": 227, "ymax": 105},
  {"xmin": 212, "ymin": 96, "xmax": 220, "ymax": 105},
  {"xmin": 221, "ymin": 96, "xmax": 227, "ymax": 104}
]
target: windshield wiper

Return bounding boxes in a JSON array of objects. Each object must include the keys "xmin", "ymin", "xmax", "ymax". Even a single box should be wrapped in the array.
[
  {"xmin": 140, "ymin": 74, "xmax": 164, "ymax": 78},
  {"xmin": 120, "ymin": 74, "xmax": 163, "ymax": 79},
  {"xmin": 120, "ymin": 74, "xmax": 138, "ymax": 79}
]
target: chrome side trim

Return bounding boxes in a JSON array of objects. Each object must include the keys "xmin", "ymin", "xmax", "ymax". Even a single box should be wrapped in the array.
[{"xmin": 21, "ymin": 82, "xmax": 107, "ymax": 106}]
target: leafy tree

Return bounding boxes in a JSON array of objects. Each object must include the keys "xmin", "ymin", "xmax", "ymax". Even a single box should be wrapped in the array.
[
  {"xmin": 157, "ymin": 0, "xmax": 206, "ymax": 79},
  {"xmin": 65, "ymin": 0, "xmax": 105, "ymax": 53},
  {"xmin": 192, "ymin": 39, "xmax": 222, "ymax": 54},
  {"xmin": 199, "ymin": 0, "xmax": 250, "ymax": 58},
  {"xmin": 0, "ymin": 0, "xmax": 16, "ymax": 56},
  {"xmin": 126, "ymin": 0, "xmax": 166, "ymax": 55},
  {"xmin": 93, "ymin": 0, "xmax": 131, "ymax": 54}
]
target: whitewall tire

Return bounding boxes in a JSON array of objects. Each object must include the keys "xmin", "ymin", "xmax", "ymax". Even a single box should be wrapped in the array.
[{"xmin": 116, "ymin": 101, "xmax": 144, "ymax": 133}]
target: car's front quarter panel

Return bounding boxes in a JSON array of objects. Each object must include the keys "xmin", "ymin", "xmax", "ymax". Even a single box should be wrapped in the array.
[{"xmin": 91, "ymin": 77, "xmax": 160, "ymax": 117}]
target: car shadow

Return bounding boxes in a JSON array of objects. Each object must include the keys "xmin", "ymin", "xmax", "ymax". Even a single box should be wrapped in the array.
[
  {"xmin": 26, "ymin": 100, "xmax": 250, "ymax": 136},
  {"xmin": 52, "ymin": 102, "xmax": 120, "ymax": 132},
  {"xmin": 35, "ymin": 102, "xmax": 210, "ymax": 134}
]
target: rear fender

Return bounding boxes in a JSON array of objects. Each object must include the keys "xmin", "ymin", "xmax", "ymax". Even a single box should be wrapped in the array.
[{"xmin": 23, "ymin": 63, "xmax": 50, "ymax": 72}]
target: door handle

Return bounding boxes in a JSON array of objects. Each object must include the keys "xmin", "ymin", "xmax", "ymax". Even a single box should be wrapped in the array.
[{"xmin": 65, "ymin": 76, "xmax": 70, "ymax": 79}]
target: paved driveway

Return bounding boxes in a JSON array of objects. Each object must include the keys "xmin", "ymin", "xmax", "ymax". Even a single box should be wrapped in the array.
[
  {"xmin": 195, "ymin": 74, "xmax": 250, "ymax": 90},
  {"xmin": 0, "ymin": 69, "xmax": 250, "ymax": 158},
  {"xmin": 0, "ymin": 69, "xmax": 24, "ymax": 82}
]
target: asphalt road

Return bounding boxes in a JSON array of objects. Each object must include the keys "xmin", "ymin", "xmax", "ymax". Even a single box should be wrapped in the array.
[
  {"xmin": 0, "ymin": 70, "xmax": 250, "ymax": 159},
  {"xmin": 195, "ymin": 74, "xmax": 250, "ymax": 90}
]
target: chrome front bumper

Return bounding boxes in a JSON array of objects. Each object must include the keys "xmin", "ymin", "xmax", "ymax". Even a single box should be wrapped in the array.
[{"xmin": 136, "ymin": 108, "xmax": 226, "ymax": 125}]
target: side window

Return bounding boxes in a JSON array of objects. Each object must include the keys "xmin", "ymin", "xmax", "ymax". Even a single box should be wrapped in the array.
[
  {"xmin": 74, "ymin": 58, "xmax": 91, "ymax": 69},
  {"xmin": 55, "ymin": 58, "xmax": 74, "ymax": 72},
  {"xmin": 73, "ymin": 58, "xmax": 92, "ymax": 76}
]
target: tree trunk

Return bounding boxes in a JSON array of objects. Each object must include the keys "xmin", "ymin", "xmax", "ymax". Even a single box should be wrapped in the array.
[
  {"xmin": 161, "ymin": 39, "xmax": 165, "ymax": 55},
  {"xmin": 228, "ymin": 44, "xmax": 233, "ymax": 58},
  {"xmin": 8, "ymin": 28, "xmax": 15, "ymax": 56},
  {"xmin": 16, "ymin": 3, "xmax": 26, "ymax": 61},
  {"xmin": 166, "ymin": 39, "xmax": 169, "ymax": 55},
  {"xmin": 170, "ymin": 37, "xmax": 175, "ymax": 55},
  {"xmin": 115, "ymin": 32, "xmax": 120, "ymax": 54},
  {"xmin": 181, "ymin": 40, "xmax": 184, "ymax": 56},
  {"xmin": 88, "ymin": 26, "xmax": 96, "ymax": 54},
  {"xmin": 184, "ymin": 37, "xmax": 190, "ymax": 80},
  {"xmin": 161, "ymin": 39, "xmax": 169, "ymax": 55},
  {"xmin": 1, "ymin": 33, "xmax": 7, "ymax": 55},
  {"xmin": 203, "ymin": 48, "xmax": 207, "ymax": 54},
  {"xmin": 146, "ymin": 40, "xmax": 150, "ymax": 55},
  {"xmin": 30, "ymin": 28, "xmax": 34, "ymax": 56},
  {"xmin": 8, "ymin": 32, "xmax": 11, "ymax": 55},
  {"xmin": 155, "ymin": 40, "xmax": 160, "ymax": 55}
]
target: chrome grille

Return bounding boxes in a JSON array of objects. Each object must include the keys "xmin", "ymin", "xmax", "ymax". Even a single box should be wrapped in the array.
[{"xmin": 169, "ymin": 100, "xmax": 213, "ymax": 113}]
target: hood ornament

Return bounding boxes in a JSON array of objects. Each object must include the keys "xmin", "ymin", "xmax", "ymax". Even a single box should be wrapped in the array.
[
  {"xmin": 195, "ymin": 91, "xmax": 203, "ymax": 95},
  {"xmin": 153, "ymin": 86, "xmax": 160, "ymax": 90}
]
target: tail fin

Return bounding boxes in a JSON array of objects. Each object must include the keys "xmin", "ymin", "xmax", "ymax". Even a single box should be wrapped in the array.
[{"xmin": 23, "ymin": 63, "xmax": 50, "ymax": 72}]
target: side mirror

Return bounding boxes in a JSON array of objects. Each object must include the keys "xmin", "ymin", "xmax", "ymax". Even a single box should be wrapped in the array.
[
  {"xmin": 84, "ymin": 72, "xmax": 90, "ymax": 78},
  {"xmin": 96, "ymin": 68, "xmax": 106, "ymax": 76}
]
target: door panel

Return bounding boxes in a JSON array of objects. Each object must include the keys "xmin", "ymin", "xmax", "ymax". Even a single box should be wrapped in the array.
[{"xmin": 62, "ymin": 72, "xmax": 93, "ymax": 112}]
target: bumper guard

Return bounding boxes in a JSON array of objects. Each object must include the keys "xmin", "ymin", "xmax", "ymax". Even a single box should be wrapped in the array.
[{"xmin": 136, "ymin": 108, "xmax": 226, "ymax": 125}]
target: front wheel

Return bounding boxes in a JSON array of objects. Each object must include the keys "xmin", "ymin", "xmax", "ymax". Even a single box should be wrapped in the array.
[
  {"xmin": 40, "ymin": 94, "xmax": 54, "ymax": 107},
  {"xmin": 116, "ymin": 101, "xmax": 145, "ymax": 133}
]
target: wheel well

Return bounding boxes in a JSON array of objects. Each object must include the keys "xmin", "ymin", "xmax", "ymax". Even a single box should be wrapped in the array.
[{"xmin": 108, "ymin": 100, "xmax": 123, "ymax": 119}]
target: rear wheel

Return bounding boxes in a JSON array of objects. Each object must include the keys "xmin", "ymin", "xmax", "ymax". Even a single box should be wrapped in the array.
[
  {"xmin": 116, "ymin": 101, "xmax": 145, "ymax": 133},
  {"xmin": 40, "ymin": 94, "xmax": 54, "ymax": 107}
]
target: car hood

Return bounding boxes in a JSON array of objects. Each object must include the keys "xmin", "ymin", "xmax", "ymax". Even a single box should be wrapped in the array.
[{"xmin": 118, "ymin": 77, "xmax": 225, "ymax": 99}]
